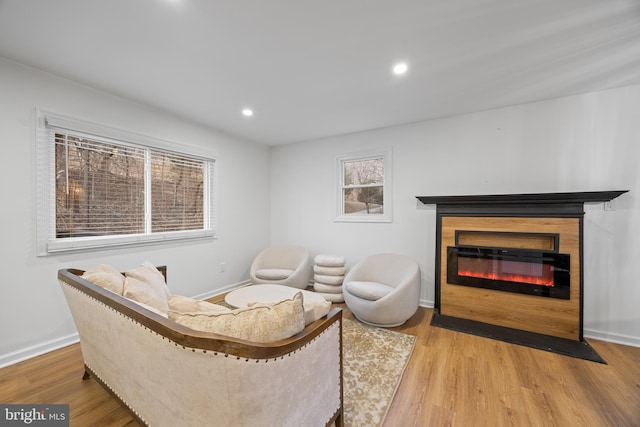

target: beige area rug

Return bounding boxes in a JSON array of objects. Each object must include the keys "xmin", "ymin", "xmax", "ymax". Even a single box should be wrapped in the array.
[{"xmin": 342, "ymin": 318, "xmax": 417, "ymax": 427}]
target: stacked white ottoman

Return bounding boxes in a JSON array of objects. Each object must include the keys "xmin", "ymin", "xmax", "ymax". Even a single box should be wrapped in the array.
[{"xmin": 313, "ymin": 254, "xmax": 346, "ymax": 303}]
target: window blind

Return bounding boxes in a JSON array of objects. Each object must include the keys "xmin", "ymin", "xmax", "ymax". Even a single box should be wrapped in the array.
[
  {"xmin": 150, "ymin": 150, "xmax": 205, "ymax": 232},
  {"xmin": 37, "ymin": 110, "xmax": 216, "ymax": 255},
  {"xmin": 54, "ymin": 132, "xmax": 147, "ymax": 238}
]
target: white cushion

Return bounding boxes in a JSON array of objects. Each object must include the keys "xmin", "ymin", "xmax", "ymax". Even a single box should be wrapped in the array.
[
  {"xmin": 84, "ymin": 264, "xmax": 122, "ymax": 276},
  {"xmin": 313, "ymin": 282, "xmax": 343, "ymax": 294},
  {"xmin": 345, "ymin": 281, "xmax": 394, "ymax": 301},
  {"xmin": 314, "ymin": 274, "xmax": 344, "ymax": 286},
  {"xmin": 125, "ymin": 265, "xmax": 170, "ymax": 297},
  {"xmin": 249, "ymin": 295, "xmax": 332, "ymax": 326},
  {"xmin": 81, "ymin": 269, "xmax": 125, "ymax": 295},
  {"xmin": 313, "ymin": 254, "xmax": 346, "ymax": 267},
  {"xmin": 169, "ymin": 293, "xmax": 305, "ymax": 343},
  {"xmin": 128, "ymin": 300, "xmax": 169, "ymax": 318},
  {"xmin": 313, "ymin": 265, "xmax": 347, "ymax": 276},
  {"xmin": 123, "ymin": 276, "xmax": 169, "ymax": 313},
  {"xmin": 255, "ymin": 268, "xmax": 295, "ymax": 280},
  {"xmin": 168, "ymin": 295, "xmax": 231, "ymax": 314}
]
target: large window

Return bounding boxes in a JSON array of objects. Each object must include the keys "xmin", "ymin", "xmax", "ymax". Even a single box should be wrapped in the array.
[
  {"xmin": 336, "ymin": 148, "xmax": 392, "ymax": 222},
  {"xmin": 37, "ymin": 111, "xmax": 216, "ymax": 255}
]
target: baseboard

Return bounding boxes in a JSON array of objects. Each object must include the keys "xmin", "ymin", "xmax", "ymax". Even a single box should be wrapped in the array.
[
  {"xmin": 419, "ymin": 299, "xmax": 435, "ymax": 308},
  {"xmin": 0, "ymin": 332, "xmax": 79, "ymax": 369},
  {"xmin": 584, "ymin": 328, "xmax": 640, "ymax": 348}
]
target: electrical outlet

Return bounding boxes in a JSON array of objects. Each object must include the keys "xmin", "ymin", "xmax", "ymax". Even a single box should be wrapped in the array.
[
  {"xmin": 220, "ymin": 262, "xmax": 226, "ymax": 273},
  {"xmin": 604, "ymin": 200, "xmax": 616, "ymax": 211}
]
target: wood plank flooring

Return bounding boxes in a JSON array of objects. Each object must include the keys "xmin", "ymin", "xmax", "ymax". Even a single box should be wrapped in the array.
[{"xmin": 1, "ymin": 305, "xmax": 639, "ymax": 426}]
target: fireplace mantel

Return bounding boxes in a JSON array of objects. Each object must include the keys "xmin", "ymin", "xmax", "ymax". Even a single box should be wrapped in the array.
[{"xmin": 416, "ymin": 190, "xmax": 627, "ymax": 206}]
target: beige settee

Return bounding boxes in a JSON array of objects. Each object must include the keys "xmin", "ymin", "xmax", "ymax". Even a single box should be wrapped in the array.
[{"xmin": 58, "ymin": 266, "xmax": 343, "ymax": 427}]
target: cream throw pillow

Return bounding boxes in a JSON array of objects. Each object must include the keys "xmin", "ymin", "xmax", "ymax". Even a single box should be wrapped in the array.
[
  {"xmin": 125, "ymin": 265, "xmax": 170, "ymax": 297},
  {"xmin": 84, "ymin": 264, "xmax": 122, "ymax": 275},
  {"xmin": 168, "ymin": 295, "xmax": 231, "ymax": 314},
  {"xmin": 81, "ymin": 268, "xmax": 125, "ymax": 295},
  {"xmin": 248, "ymin": 295, "xmax": 332, "ymax": 326},
  {"xmin": 123, "ymin": 276, "xmax": 169, "ymax": 314},
  {"xmin": 169, "ymin": 293, "xmax": 305, "ymax": 343},
  {"xmin": 129, "ymin": 300, "xmax": 169, "ymax": 318}
]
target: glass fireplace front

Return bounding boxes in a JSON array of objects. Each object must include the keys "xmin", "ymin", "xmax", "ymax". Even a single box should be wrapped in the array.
[{"xmin": 447, "ymin": 246, "xmax": 570, "ymax": 299}]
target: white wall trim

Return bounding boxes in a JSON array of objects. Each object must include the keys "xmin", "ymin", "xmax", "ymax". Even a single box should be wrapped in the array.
[
  {"xmin": 0, "ymin": 332, "xmax": 79, "ymax": 369},
  {"xmin": 419, "ymin": 299, "xmax": 435, "ymax": 308},
  {"xmin": 584, "ymin": 328, "xmax": 640, "ymax": 349}
]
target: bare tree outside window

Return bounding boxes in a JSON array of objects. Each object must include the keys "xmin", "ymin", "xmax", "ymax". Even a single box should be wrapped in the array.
[
  {"xmin": 342, "ymin": 157, "xmax": 384, "ymax": 215},
  {"xmin": 55, "ymin": 134, "xmax": 145, "ymax": 237},
  {"xmin": 54, "ymin": 134, "xmax": 206, "ymax": 239},
  {"xmin": 336, "ymin": 149, "xmax": 392, "ymax": 223},
  {"xmin": 37, "ymin": 111, "xmax": 217, "ymax": 255},
  {"xmin": 151, "ymin": 151, "xmax": 204, "ymax": 232}
]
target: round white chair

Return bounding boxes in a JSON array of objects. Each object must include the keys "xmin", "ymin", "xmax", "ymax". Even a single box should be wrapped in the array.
[
  {"xmin": 343, "ymin": 253, "xmax": 421, "ymax": 327},
  {"xmin": 249, "ymin": 246, "xmax": 312, "ymax": 289}
]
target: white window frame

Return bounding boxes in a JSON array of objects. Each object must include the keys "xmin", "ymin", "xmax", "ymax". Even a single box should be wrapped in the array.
[
  {"xmin": 35, "ymin": 109, "xmax": 217, "ymax": 255},
  {"xmin": 335, "ymin": 148, "xmax": 392, "ymax": 223}
]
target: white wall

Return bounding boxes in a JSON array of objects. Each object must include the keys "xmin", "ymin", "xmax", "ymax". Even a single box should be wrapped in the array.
[
  {"xmin": 0, "ymin": 58, "xmax": 271, "ymax": 366},
  {"xmin": 270, "ymin": 85, "xmax": 640, "ymax": 347},
  {"xmin": 2, "ymin": 56, "xmax": 637, "ymax": 367}
]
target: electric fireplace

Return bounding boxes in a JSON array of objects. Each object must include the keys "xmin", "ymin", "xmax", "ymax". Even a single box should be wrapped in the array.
[
  {"xmin": 447, "ymin": 246, "xmax": 570, "ymax": 299},
  {"xmin": 415, "ymin": 190, "xmax": 628, "ymax": 363}
]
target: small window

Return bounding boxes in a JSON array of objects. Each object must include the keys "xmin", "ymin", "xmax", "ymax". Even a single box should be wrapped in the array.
[
  {"xmin": 336, "ymin": 149, "xmax": 392, "ymax": 222},
  {"xmin": 36, "ymin": 111, "xmax": 216, "ymax": 255}
]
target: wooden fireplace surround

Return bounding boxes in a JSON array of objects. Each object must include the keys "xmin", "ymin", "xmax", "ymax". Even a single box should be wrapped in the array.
[
  {"xmin": 441, "ymin": 216, "xmax": 580, "ymax": 339},
  {"xmin": 417, "ymin": 191, "xmax": 627, "ymax": 344}
]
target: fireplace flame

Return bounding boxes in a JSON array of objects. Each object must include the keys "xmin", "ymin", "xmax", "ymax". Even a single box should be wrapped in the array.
[{"xmin": 458, "ymin": 270, "xmax": 554, "ymax": 287}]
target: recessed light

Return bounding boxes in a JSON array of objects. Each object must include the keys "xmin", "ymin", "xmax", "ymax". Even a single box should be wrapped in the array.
[
  {"xmin": 393, "ymin": 62, "xmax": 408, "ymax": 75},
  {"xmin": 242, "ymin": 108, "xmax": 253, "ymax": 117}
]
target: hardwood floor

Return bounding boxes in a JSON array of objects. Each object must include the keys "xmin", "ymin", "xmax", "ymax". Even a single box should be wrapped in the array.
[{"xmin": 2, "ymin": 305, "xmax": 639, "ymax": 426}]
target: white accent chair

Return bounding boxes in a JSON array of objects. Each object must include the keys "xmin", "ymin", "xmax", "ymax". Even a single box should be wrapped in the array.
[
  {"xmin": 343, "ymin": 253, "xmax": 421, "ymax": 327},
  {"xmin": 249, "ymin": 246, "xmax": 312, "ymax": 289}
]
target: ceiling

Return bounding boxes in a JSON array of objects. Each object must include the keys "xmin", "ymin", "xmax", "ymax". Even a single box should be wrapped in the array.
[{"xmin": 1, "ymin": 0, "xmax": 639, "ymax": 146}]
